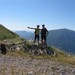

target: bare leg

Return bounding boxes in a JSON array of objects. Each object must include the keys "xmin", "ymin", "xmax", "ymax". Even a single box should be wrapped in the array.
[{"xmin": 34, "ymin": 35, "xmax": 36, "ymax": 44}]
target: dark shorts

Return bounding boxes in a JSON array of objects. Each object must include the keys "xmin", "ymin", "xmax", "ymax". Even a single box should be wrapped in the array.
[
  {"xmin": 41, "ymin": 35, "xmax": 46, "ymax": 41},
  {"xmin": 34, "ymin": 35, "xmax": 39, "ymax": 41}
]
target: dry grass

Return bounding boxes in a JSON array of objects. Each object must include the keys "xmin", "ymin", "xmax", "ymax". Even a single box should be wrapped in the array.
[{"xmin": 6, "ymin": 48, "xmax": 75, "ymax": 65}]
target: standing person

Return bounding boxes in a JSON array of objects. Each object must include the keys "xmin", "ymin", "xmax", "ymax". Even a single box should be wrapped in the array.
[
  {"xmin": 41, "ymin": 24, "xmax": 49, "ymax": 44},
  {"xmin": 28, "ymin": 25, "xmax": 40, "ymax": 44}
]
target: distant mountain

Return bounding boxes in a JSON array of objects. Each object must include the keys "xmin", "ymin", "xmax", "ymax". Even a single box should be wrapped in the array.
[
  {"xmin": 47, "ymin": 28, "xmax": 75, "ymax": 54},
  {"xmin": 15, "ymin": 31, "xmax": 34, "ymax": 40},
  {"xmin": 0, "ymin": 24, "xmax": 19, "ymax": 40}
]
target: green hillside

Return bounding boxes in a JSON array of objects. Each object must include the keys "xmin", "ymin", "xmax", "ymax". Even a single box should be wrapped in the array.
[{"xmin": 0, "ymin": 24, "xmax": 19, "ymax": 40}]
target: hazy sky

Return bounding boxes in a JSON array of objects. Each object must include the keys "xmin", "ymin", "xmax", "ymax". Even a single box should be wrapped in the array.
[{"xmin": 0, "ymin": 0, "xmax": 75, "ymax": 31}]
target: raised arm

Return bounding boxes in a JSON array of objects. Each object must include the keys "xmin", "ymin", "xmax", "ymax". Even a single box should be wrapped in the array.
[
  {"xmin": 27, "ymin": 27, "xmax": 35, "ymax": 29},
  {"xmin": 27, "ymin": 27, "xmax": 41, "ymax": 30}
]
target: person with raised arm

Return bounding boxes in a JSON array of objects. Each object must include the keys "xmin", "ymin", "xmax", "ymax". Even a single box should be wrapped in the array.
[{"xmin": 27, "ymin": 25, "xmax": 41, "ymax": 45}]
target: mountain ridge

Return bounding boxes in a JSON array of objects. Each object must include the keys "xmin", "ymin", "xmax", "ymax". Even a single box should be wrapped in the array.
[
  {"xmin": 15, "ymin": 30, "xmax": 34, "ymax": 40},
  {"xmin": 0, "ymin": 24, "xmax": 19, "ymax": 40},
  {"xmin": 47, "ymin": 28, "xmax": 75, "ymax": 54}
]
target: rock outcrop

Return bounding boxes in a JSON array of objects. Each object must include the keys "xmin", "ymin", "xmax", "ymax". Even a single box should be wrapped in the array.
[{"xmin": 4, "ymin": 40, "xmax": 55, "ymax": 56}]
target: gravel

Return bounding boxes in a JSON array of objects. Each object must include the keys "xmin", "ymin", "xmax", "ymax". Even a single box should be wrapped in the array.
[{"xmin": 0, "ymin": 54, "xmax": 75, "ymax": 75}]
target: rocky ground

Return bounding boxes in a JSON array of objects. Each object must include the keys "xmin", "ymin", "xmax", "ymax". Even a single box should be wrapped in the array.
[{"xmin": 0, "ymin": 54, "xmax": 75, "ymax": 75}]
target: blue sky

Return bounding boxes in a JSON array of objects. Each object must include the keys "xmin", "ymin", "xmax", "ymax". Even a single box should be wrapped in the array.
[{"xmin": 0, "ymin": 0, "xmax": 75, "ymax": 31}]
